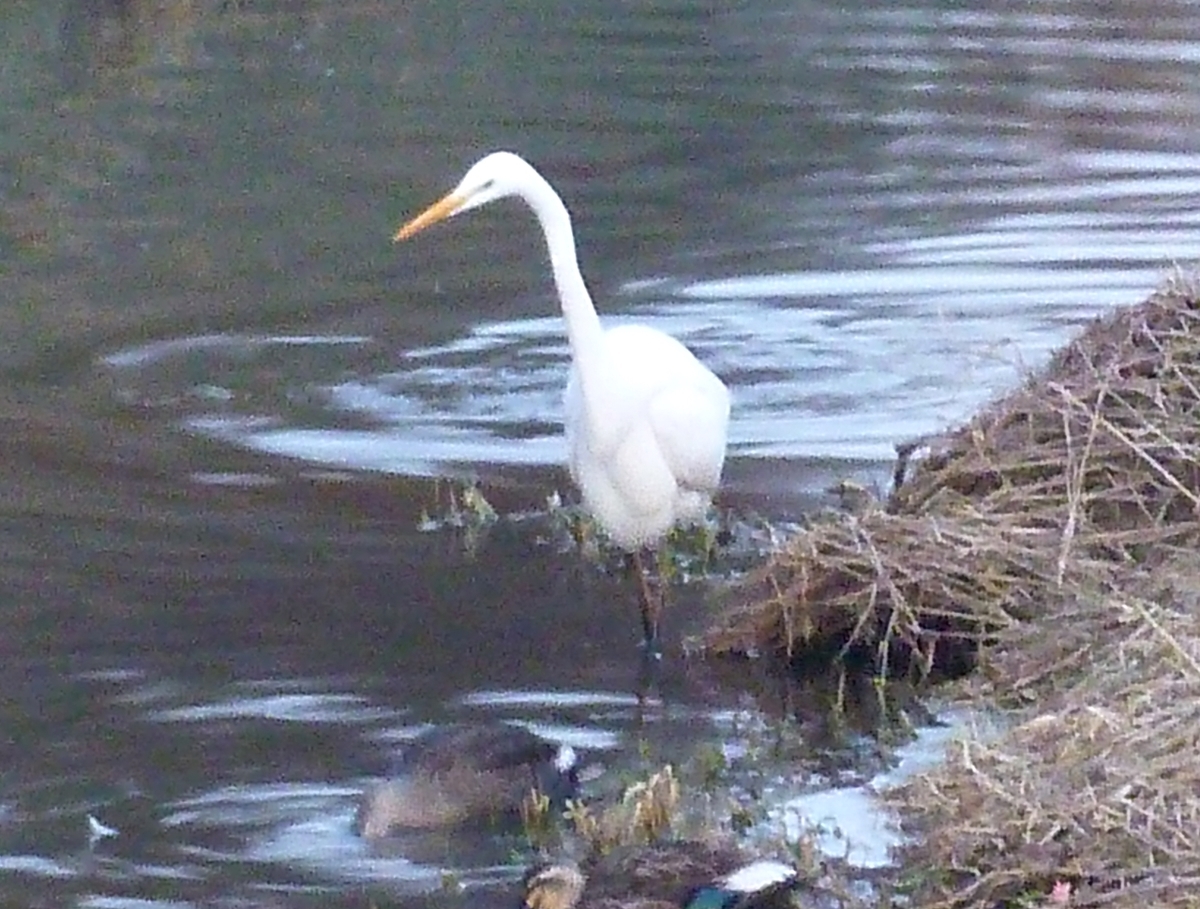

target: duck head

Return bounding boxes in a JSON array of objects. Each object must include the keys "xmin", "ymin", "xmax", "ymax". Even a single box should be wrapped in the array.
[{"xmin": 522, "ymin": 862, "xmax": 586, "ymax": 909}]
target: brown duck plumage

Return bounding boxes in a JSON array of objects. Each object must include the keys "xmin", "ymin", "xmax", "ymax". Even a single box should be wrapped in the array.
[{"xmin": 355, "ymin": 722, "xmax": 578, "ymax": 839}]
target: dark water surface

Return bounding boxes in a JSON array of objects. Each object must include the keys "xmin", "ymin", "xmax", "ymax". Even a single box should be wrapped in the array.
[{"xmin": 4, "ymin": 0, "xmax": 1200, "ymax": 904}]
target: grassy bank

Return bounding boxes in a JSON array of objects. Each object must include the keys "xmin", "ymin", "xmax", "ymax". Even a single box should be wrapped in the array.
[{"xmin": 701, "ymin": 274, "xmax": 1200, "ymax": 906}]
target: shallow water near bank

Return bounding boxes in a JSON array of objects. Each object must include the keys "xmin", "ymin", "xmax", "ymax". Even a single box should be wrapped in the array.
[
  {"xmin": 3, "ymin": 655, "xmax": 973, "ymax": 907},
  {"xmin": 4, "ymin": 0, "xmax": 1200, "ymax": 904}
]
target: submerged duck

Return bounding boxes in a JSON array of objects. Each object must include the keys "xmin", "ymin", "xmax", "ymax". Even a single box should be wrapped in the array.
[
  {"xmin": 522, "ymin": 843, "xmax": 799, "ymax": 909},
  {"xmin": 355, "ymin": 722, "xmax": 579, "ymax": 839}
]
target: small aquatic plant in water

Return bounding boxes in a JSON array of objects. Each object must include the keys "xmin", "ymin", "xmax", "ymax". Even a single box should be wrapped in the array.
[
  {"xmin": 415, "ymin": 477, "xmax": 793, "ymax": 627},
  {"xmin": 521, "ymin": 788, "xmax": 562, "ymax": 851},
  {"xmin": 416, "ymin": 478, "xmax": 499, "ymax": 553},
  {"xmin": 561, "ymin": 765, "xmax": 681, "ymax": 854}
]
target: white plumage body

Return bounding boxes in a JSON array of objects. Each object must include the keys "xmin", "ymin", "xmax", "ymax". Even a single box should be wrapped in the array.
[{"xmin": 564, "ymin": 322, "xmax": 730, "ymax": 549}]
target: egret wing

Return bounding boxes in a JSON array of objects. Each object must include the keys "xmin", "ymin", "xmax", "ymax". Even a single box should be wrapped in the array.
[{"xmin": 648, "ymin": 374, "xmax": 730, "ymax": 494}]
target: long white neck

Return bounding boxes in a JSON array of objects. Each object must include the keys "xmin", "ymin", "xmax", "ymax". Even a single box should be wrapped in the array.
[{"xmin": 519, "ymin": 172, "xmax": 606, "ymax": 391}]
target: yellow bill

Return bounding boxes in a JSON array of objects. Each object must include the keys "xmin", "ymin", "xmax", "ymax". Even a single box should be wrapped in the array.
[{"xmin": 393, "ymin": 191, "xmax": 466, "ymax": 242}]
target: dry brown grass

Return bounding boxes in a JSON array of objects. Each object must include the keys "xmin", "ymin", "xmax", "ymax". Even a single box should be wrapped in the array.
[
  {"xmin": 889, "ymin": 559, "xmax": 1200, "ymax": 908},
  {"xmin": 694, "ymin": 274, "xmax": 1200, "ymax": 907},
  {"xmin": 892, "ymin": 271, "xmax": 1200, "ymax": 555},
  {"xmin": 697, "ymin": 273, "xmax": 1200, "ymax": 671},
  {"xmin": 695, "ymin": 503, "xmax": 1119, "ymax": 672}
]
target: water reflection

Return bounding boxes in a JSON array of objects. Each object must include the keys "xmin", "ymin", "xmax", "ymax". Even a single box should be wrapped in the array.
[
  {"xmin": 99, "ymin": 253, "xmax": 1159, "ymax": 477},
  {"xmin": 0, "ymin": 652, "xmax": 944, "ymax": 906},
  {"xmin": 58, "ymin": 0, "xmax": 139, "ymax": 91},
  {"xmin": 5, "ymin": 0, "xmax": 1200, "ymax": 905}
]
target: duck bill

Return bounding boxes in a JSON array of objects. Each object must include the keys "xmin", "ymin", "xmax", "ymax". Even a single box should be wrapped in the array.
[{"xmin": 393, "ymin": 191, "xmax": 466, "ymax": 241}]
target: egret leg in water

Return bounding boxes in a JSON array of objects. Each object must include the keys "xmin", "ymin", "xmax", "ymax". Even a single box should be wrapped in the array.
[
  {"xmin": 393, "ymin": 152, "xmax": 730, "ymax": 651},
  {"xmin": 629, "ymin": 549, "xmax": 663, "ymax": 652}
]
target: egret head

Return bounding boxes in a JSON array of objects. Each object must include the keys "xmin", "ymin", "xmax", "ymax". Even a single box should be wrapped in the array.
[{"xmin": 394, "ymin": 151, "xmax": 534, "ymax": 241}]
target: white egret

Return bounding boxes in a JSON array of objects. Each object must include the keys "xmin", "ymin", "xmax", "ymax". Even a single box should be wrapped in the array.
[{"xmin": 394, "ymin": 151, "xmax": 730, "ymax": 650}]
